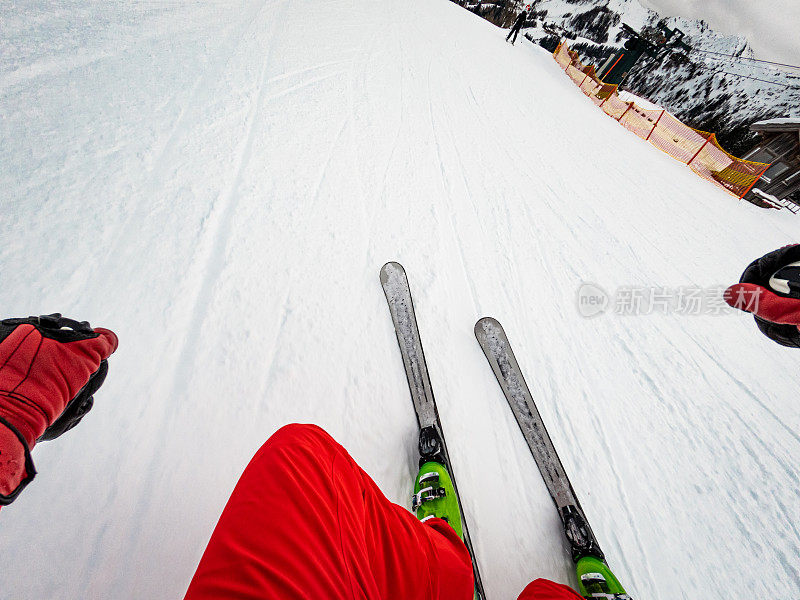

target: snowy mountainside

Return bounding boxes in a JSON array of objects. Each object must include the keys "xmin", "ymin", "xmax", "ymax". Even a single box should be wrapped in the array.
[
  {"xmin": 517, "ymin": 0, "xmax": 800, "ymax": 155},
  {"xmin": 2, "ymin": 1, "xmax": 800, "ymax": 599}
]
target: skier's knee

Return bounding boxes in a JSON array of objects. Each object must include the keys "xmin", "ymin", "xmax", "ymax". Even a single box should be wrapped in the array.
[{"xmin": 266, "ymin": 423, "xmax": 339, "ymax": 452}]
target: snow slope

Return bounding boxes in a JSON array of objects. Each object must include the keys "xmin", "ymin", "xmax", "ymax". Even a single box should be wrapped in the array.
[{"xmin": 1, "ymin": 1, "xmax": 799, "ymax": 598}]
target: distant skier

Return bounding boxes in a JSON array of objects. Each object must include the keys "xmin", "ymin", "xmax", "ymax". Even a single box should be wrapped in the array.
[
  {"xmin": 0, "ymin": 313, "xmax": 587, "ymax": 599},
  {"xmin": 725, "ymin": 244, "xmax": 800, "ymax": 347},
  {"xmin": 506, "ymin": 5, "xmax": 530, "ymax": 45}
]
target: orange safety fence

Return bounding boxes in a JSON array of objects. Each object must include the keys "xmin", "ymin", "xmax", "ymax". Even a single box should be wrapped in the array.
[{"xmin": 552, "ymin": 41, "xmax": 770, "ymax": 199}]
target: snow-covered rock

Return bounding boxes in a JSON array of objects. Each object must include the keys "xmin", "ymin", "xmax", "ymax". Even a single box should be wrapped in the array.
[{"xmin": 519, "ymin": 0, "xmax": 800, "ymax": 155}]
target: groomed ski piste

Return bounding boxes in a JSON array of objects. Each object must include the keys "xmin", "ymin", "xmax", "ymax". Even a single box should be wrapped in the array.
[{"xmin": 2, "ymin": 1, "xmax": 799, "ymax": 598}]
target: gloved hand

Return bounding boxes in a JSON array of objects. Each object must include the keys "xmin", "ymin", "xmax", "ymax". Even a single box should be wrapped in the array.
[
  {"xmin": 0, "ymin": 314, "xmax": 118, "ymax": 505},
  {"xmin": 724, "ymin": 244, "xmax": 800, "ymax": 348}
]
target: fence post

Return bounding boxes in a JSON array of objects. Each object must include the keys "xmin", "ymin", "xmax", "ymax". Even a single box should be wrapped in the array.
[
  {"xmin": 603, "ymin": 53, "xmax": 625, "ymax": 82},
  {"xmin": 579, "ymin": 72, "xmax": 590, "ymax": 87},
  {"xmin": 738, "ymin": 162, "xmax": 772, "ymax": 199},
  {"xmin": 687, "ymin": 135, "xmax": 713, "ymax": 166},
  {"xmin": 599, "ymin": 91, "xmax": 610, "ymax": 108},
  {"xmin": 617, "ymin": 102, "xmax": 633, "ymax": 122},
  {"xmin": 645, "ymin": 109, "xmax": 665, "ymax": 141}
]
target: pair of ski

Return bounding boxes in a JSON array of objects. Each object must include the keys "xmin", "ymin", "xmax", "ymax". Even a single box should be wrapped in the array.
[{"xmin": 380, "ymin": 262, "xmax": 629, "ymax": 600}]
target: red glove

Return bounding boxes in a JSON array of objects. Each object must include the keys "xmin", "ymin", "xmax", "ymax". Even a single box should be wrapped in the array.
[
  {"xmin": 724, "ymin": 244, "xmax": 800, "ymax": 348},
  {"xmin": 0, "ymin": 314, "xmax": 118, "ymax": 505}
]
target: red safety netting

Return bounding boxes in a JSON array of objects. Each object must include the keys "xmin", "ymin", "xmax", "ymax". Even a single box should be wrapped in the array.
[
  {"xmin": 621, "ymin": 105, "xmax": 662, "ymax": 139},
  {"xmin": 602, "ymin": 95, "xmax": 632, "ymax": 121},
  {"xmin": 552, "ymin": 42, "xmax": 770, "ymax": 199}
]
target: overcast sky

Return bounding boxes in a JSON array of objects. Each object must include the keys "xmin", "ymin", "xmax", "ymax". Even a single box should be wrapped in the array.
[{"xmin": 639, "ymin": 0, "xmax": 800, "ymax": 66}]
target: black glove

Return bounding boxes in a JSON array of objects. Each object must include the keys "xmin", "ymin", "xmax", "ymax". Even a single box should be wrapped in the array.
[{"xmin": 724, "ymin": 245, "xmax": 800, "ymax": 348}]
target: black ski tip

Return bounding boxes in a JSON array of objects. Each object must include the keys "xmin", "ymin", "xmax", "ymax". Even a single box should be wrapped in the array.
[
  {"xmin": 380, "ymin": 261, "xmax": 406, "ymax": 284},
  {"xmin": 474, "ymin": 316, "xmax": 502, "ymax": 338},
  {"xmin": 381, "ymin": 261, "xmax": 404, "ymax": 271}
]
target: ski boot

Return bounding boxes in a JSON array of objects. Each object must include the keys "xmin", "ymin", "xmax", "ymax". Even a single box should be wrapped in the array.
[
  {"xmin": 576, "ymin": 556, "xmax": 631, "ymax": 599},
  {"xmin": 412, "ymin": 461, "xmax": 464, "ymax": 539}
]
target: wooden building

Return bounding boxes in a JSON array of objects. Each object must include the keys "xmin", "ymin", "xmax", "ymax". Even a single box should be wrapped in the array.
[{"xmin": 742, "ymin": 119, "xmax": 800, "ymax": 211}]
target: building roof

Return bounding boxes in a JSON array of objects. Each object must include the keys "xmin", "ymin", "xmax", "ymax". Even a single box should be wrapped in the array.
[{"xmin": 751, "ymin": 118, "xmax": 800, "ymax": 133}]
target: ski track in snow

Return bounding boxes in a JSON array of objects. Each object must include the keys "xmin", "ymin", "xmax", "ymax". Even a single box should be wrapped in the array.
[
  {"xmin": 125, "ymin": 0, "xmax": 294, "ymax": 563},
  {"xmin": 2, "ymin": 0, "xmax": 800, "ymax": 598}
]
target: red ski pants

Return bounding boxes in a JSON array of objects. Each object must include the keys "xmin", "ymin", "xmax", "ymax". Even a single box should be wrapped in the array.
[{"xmin": 184, "ymin": 423, "xmax": 580, "ymax": 600}]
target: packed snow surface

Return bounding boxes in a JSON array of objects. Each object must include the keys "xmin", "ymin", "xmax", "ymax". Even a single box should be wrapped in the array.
[
  {"xmin": 752, "ymin": 118, "xmax": 800, "ymax": 127},
  {"xmin": 617, "ymin": 90, "xmax": 665, "ymax": 111},
  {"xmin": 2, "ymin": 1, "xmax": 799, "ymax": 598}
]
